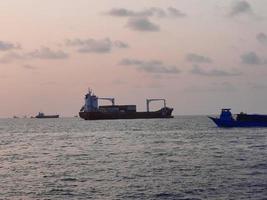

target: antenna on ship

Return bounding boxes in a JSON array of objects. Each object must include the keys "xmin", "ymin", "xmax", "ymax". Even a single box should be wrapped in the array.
[{"xmin": 88, "ymin": 87, "xmax": 93, "ymax": 95}]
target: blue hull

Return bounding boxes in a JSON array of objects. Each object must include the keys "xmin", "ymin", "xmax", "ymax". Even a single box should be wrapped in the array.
[{"xmin": 209, "ymin": 117, "xmax": 267, "ymax": 127}]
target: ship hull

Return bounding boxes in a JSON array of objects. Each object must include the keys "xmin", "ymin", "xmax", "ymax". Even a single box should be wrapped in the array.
[
  {"xmin": 209, "ymin": 117, "xmax": 267, "ymax": 127},
  {"xmin": 79, "ymin": 109, "xmax": 173, "ymax": 120},
  {"xmin": 36, "ymin": 115, "xmax": 59, "ymax": 119}
]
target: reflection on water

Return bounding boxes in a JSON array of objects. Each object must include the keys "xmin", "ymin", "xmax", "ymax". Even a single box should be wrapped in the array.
[{"xmin": 0, "ymin": 117, "xmax": 266, "ymax": 199}]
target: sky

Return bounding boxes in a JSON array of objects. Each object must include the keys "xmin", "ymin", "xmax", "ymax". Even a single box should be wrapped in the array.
[{"xmin": 0, "ymin": 0, "xmax": 267, "ymax": 117}]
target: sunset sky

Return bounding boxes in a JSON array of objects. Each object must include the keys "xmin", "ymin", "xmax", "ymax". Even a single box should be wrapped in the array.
[{"xmin": 1, "ymin": 0, "xmax": 267, "ymax": 117}]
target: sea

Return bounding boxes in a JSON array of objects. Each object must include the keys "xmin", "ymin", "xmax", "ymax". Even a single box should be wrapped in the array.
[{"xmin": 0, "ymin": 116, "xmax": 266, "ymax": 200}]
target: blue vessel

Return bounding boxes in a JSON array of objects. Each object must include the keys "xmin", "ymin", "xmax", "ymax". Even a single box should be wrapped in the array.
[{"xmin": 209, "ymin": 109, "xmax": 267, "ymax": 127}]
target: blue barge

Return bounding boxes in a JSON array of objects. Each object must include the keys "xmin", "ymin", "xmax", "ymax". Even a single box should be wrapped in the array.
[{"xmin": 209, "ymin": 109, "xmax": 267, "ymax": 127}]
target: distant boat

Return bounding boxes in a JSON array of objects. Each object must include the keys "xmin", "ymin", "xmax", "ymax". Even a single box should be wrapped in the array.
[
  {"xmin": 35, "ymin": 112, "xmax": 59, "ymax": 119},
  {"xmin": 209, "ymin": 108, "xmax": 267, "ymax": 127}
]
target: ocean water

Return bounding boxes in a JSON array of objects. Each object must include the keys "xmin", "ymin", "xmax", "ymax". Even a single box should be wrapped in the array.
[{"xmin": 0, "ymin": 116, "xmax": 267, "ymax": 200}]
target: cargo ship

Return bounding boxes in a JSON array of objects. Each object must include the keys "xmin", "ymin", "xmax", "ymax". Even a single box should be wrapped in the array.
[
  {"xmin": 79, "ymin": 89, "xmax": 173, "ymax": 120},
  {"xmin": 209, "ymin": 108, "xmax": 267, "ymax": 127},
  {"xmin": 35, "ymin": 112, "xmax": 59, "ymax": 119}
]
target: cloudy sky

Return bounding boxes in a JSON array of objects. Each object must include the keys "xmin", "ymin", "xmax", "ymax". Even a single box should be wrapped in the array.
[{"xmin": 0, "ymin": 0, "xmax": 267, "ymax": 117}]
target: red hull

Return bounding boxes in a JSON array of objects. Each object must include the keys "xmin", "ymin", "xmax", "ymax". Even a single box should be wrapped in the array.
[{"xmin": 79, "ymin": 108, "xmax": 173, "ymax": 120}]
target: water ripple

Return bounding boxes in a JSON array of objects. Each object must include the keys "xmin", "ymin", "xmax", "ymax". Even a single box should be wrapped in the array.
[{"xmin": 0, "ymin": 117, "xmax": 266, "ymax": 199}]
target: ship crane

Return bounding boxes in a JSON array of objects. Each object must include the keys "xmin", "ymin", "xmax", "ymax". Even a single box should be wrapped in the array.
[
  {"xmin": 98, "ymin": 97, "xmax": 115, "ymax": 105},
  {"xmin": 146, "ymin": 99, "xmax": 166, "ymax": 112}
]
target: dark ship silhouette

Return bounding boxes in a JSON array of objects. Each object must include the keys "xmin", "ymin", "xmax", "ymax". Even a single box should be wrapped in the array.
[
  {"xmin": 35, "ymin": 112, "xmax": 59, "ymax": 119},
  {"xmin": 79, "ymin": 89, "xmax": 173, "ymax": 120}
]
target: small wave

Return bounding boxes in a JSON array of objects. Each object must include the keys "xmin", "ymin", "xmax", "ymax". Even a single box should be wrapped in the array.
[
  {"xmin": 245, "ymin": 171, "xmax": 263, "ymax": 176},
  {"xmin": 48, "ymin": 188, "xmax": 75, "ymax": 196},
  {"xmin": 251, "ymin": 163, "xmax": 267, "ymax": 170},
  {"xmin": 184, "ymin": 188, "xmax": 205, "ymax": 196},
  {"xmin": 249, "ymin": 145, "xmax": 267, "ymax": 149},
  {"xmin": 61, "ymin": 177, "xmax": 77, "ymax": 182},
  {"xmin": 154, "ymin": 192, "xmax": 184, "ymax": 199}
]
